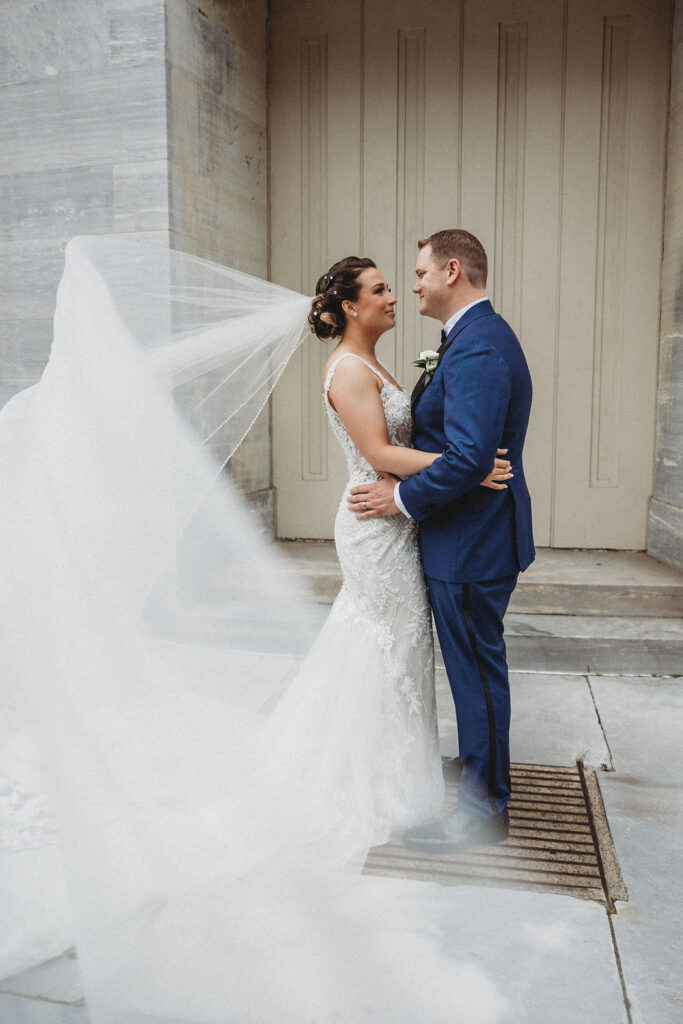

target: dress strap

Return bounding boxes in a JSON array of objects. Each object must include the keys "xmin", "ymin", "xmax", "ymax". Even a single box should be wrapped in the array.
[{"xmin": 323, "ymin": 353, "xmax": 388, "ymax": 395}]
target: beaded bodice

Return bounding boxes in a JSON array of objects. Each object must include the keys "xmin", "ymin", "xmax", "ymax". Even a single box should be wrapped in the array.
[{"xmin": 322, "ymin": 354, "xmax": 413, "ymax": 484}]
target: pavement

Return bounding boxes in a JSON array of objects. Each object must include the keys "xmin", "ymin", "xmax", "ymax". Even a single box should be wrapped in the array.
[{"xmin": 1, "ymin": 547, "xmax": 682, "ymax": 1023}]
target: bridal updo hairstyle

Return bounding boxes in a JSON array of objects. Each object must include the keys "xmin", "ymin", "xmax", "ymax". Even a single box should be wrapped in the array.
[{"xmin": 308, "ymin": 257, "xmax": 376, "ymax": 341}]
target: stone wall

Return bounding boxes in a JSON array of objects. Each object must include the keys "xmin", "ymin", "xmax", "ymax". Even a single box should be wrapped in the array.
[
  {"xmin": 0, "ymin": 0, "xmax": 272, "ymax": 525},
  {"xmin": 165, "ymin": 0, "xmax": 272, "ymax": 524},
  {"xmin": 165, "ymin": 0, "xmax": 268, "ymax": 273},
  {"xmin": 0, "ymin": 0, "xmax": 169, "ymax": 410},
  {"xmin": 648, "ymin": 0, "xmax": 683, "ymax": 572}
]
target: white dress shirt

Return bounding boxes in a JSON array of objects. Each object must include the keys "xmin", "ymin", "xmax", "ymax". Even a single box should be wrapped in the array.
[{"xmin": 394, "ymin": 297, "xmax": 490, "ymax": 518}]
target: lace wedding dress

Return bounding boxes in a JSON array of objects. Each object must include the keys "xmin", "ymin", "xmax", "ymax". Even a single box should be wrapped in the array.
[
  {"xmin": 0, "ymin": 239, "xmax": 501, "ymax": 1024},
  {"xmin": 254, "ymin": 355, "xmax": 443, "ymax": 866},
  {"xmin": 316, "ymin": 353, "xmax": 443, "ymax": 839}
]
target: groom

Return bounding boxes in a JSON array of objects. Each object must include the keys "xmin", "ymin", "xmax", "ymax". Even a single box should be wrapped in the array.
[{"xmin": 348, "ymin": 229, "xmax": 534, "ymax": 852}]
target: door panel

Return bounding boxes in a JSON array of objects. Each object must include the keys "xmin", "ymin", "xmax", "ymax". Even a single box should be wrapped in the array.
[
  {"xmin": 459, "ymin": 0, "xmax": 566, "ymax": 545},
  {"xmin": 553, "ymin": 0, "xmax": 671, "ymax": 546},
  {"xmin": 362, "ymin": 0, "xmax": 464, "ymax": 388},
  {"xmin": 270, "ymin": 1, "xmax": 362, "ymax": 537}
]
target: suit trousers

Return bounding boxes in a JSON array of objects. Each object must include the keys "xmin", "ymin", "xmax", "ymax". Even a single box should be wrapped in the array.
[{"xmin": 425, "ymin": 572, "xmax": 518, "ymax": 820}]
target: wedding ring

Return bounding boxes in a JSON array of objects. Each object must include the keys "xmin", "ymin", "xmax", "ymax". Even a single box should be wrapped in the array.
[{"xmin": 363, "ymin": 502, "xmax": 369, "ymax": 511}]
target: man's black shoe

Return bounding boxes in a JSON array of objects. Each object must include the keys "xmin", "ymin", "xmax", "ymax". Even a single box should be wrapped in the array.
[{"xmin": 403, "ymin": 807, "xmax": 509, "ymax": 854}]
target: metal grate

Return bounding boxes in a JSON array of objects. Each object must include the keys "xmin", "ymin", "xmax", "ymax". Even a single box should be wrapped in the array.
[{"xmin": 364, "ymin": 760, "xmax": 626, "ymax": 908}]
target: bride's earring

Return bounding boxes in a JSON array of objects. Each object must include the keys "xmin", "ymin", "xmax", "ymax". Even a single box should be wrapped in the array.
[{"xmin": 352, "ymin": 311, "xmax": 358, "ymax": 318}]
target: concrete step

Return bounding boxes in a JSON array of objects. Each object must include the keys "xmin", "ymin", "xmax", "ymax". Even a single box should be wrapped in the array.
[
  {"xmin": 279, "ymin": 542, "xmax": 683, "ymax": 618},
  {"xmin": 503, "ymin": 614, "xmax": 680, "ymax": 677},
  {"xmin": 278, "ymin": 542, "xmax": 683, "ymax": 676},
  {"xmin": 503, "ymin": 632, "xmax": 682, "ymax": 676},
  {"xmin": 510, "ymin": 549, "xmax": 683, "ymax": 618},
  {"xmin": 433, "ymin": 613, "xmax": 683, "ymax": 677}
]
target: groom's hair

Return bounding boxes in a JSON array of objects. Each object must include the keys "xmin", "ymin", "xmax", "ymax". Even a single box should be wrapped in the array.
[{"xmin": 418, "ymin": 229, "xmax": 487, "ymax": 288}]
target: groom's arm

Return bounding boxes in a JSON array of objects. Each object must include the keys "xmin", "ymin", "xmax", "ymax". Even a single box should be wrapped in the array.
[{"xmin": 398, "ymin": 340, "xmax": 511, "ymax": 522}]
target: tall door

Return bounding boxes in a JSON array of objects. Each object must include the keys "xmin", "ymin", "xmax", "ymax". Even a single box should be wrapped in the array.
[{"xmin": 269, "ymin": 0, "xmax": 670, "ymax": 546}]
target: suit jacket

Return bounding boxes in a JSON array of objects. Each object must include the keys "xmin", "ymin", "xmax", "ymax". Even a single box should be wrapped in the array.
[{"xmin": 399, "ymin": 300, "xmax": 535, "ymax": 583}]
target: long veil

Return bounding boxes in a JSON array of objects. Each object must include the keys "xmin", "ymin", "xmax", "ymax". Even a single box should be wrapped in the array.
[{"xmin": 0, "ymin": 237, "xmax": 503, "ymax": 1023}]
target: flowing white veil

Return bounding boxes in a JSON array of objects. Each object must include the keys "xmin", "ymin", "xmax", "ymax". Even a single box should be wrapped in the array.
[{"xmin": 0, "ymin": 237, "xmax": 503, "ymax": 1023}]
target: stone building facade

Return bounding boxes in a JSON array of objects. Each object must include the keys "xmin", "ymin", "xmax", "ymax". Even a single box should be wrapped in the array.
[{"xmin": 0, "ymin": 0, "xmax": 681, "ymax": 569}]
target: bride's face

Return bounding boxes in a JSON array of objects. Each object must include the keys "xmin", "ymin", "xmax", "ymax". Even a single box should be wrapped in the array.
[{"xmin": 351, "ymin": 268, "xmax": 397, "ymax": 336}]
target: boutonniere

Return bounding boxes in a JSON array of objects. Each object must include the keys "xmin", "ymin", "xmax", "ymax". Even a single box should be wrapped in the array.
[{"xmin": 413, "ymin": 349, "xmax": 440, "ymax": 385}]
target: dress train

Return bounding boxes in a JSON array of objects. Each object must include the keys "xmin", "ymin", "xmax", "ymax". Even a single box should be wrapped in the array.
[{"xmin": 0, "ymin": 238, "xmax": 504, "ymax": 1023}]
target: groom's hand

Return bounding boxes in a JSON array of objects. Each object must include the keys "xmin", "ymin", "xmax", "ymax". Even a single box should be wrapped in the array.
[{"xmin": 348, "ymin": 474, "xmax": 399, "ymax": 518}]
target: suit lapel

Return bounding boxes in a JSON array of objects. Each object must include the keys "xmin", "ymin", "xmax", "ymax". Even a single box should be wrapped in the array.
[
  {"xmin": 410, "ymin": 329, "xmax": 445, "ymax": 410},
  {"xmin": 410, "ymin": 300, "xmax": 495, "ymax": 414}
]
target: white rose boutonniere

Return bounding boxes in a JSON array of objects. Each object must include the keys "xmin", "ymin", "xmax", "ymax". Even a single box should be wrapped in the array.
[{"xmin": 413, "ymin": 349, "xmax": 440, "ymax": 386}]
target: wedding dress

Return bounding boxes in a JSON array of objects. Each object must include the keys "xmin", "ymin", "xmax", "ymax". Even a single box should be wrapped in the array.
[
  {"xmin": 0, "ymin": 238, "xmax": 503, "ymax": 1023},
  {"xmin": 310, "ymin": 353, "xmax": 444, "ymax": 837}
]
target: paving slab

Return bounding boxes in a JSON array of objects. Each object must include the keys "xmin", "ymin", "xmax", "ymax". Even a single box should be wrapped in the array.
[
  {"xmin": 437, "ymin": 668, "xmax": 611, "ymax": 769},
  {"xmin": 0, "ymin": 878, "xmax": 628, "ymax": 1024},
  {"xmin": 0, "ymin": 992, "xmax": 86, "ymax": 1023},
  {"xmin": 589, "ymin": 677, "xmax": 683, "ymax": 1024},
  {"xmin": 0, "ymin": 952, "xmax": 82, "ymax": 1004},
  {"xmin": 373, "ymin": 879, "xmax": 629, "ymax": 1024},
  {"xmin": 4, "ymin": 549, "xmax": 679, "ymax": 1022},
  {"xmin": 589, "ymin": 676, "xmax": 683, "ymax": 782}
]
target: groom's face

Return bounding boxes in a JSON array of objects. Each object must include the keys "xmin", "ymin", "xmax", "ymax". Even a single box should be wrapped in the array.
[{"xmin": 413, "ymin": 245, "xmax": 449, "ymax": 322}]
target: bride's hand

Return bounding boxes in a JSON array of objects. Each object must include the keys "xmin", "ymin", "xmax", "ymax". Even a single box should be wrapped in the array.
[
  {"xmin": 480, "ymin": 448, "xmax": 512, "ymax": 490},
  {"xmin": 348, "ymin": 474, "xmax": 400, "ymax": 518}
]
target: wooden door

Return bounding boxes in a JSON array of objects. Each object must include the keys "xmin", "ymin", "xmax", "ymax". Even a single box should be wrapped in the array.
[{"xmin": 269, "ymin": 0, "xmax": 670, "ymax": 546}]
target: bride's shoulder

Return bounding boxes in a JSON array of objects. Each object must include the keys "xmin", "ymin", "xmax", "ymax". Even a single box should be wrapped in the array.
[{"xmin": 323, "ymin": 352, "xmax": 381, "ymax": 393}]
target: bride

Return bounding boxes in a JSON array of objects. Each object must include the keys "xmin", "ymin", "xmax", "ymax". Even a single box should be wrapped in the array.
[
  {"xmin": 302, "ymin": 255, "xmax": 511, "ymax": 842},
  {"xmin": 0, "ymin": 238, "xmax": 510, "ymax": 1023}
]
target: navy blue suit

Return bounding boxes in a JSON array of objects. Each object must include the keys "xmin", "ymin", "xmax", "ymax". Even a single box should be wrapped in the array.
[{"xmin": 399, "ymin": 300, "xmax": 534, "ymax": 819}]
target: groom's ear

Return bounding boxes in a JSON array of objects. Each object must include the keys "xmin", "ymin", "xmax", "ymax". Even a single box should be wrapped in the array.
[{"xmin": 445, "ymin": 258, "xmax": 461, "ymax": 285}]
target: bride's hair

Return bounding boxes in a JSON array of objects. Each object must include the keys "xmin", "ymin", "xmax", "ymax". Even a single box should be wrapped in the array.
[{"xmin": 309, "ymin": 257, "xmax": 376, "ymax": 341}]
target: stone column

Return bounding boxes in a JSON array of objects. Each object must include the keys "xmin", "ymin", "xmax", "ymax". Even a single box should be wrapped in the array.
[
  {"xmin": 648, "ymin": 0, "xmax": 683, "ymax": 572},
  {"xmin": 165, "ymin": 0, "xmax": 272, "ymax": 526},
  {"xmin": 0, "ymin": 0, "xmax": 273, "ymax": 527}
]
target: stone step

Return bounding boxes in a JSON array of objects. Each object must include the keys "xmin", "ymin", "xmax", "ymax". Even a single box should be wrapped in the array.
[
  {"xmin": 510, "ymin": 549, "xmax": 683, "ymax": 617},
  {"xmin": 278, "ymin": 541, "xmax": 683, "ymax": 675},
  {"xmin": 503, "ymin": 632, "xmax": 682, "ymax": 676},
  {"xmin": 279, "ymin": 542, "xmax": 683, "ymax": 619},
  {"xmin": 492, "ymin": 614, "xmax": 681, "ymax": 677}
]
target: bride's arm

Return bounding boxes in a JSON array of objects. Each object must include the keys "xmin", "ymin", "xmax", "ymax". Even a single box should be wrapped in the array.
[{"xmin": 327, "ymin": 360, "xmax": 440, "ymax": 477}]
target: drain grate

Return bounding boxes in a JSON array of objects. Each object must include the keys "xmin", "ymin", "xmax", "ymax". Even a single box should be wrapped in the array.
[{"xmin": 364, "ymin": 760, "xmax": 626, "ymax": 908}]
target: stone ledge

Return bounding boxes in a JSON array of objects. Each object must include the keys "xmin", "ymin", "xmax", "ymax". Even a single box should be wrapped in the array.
[{"xmin": 647, "ymin": 497, "xmax": 683, "ymax": 574}]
